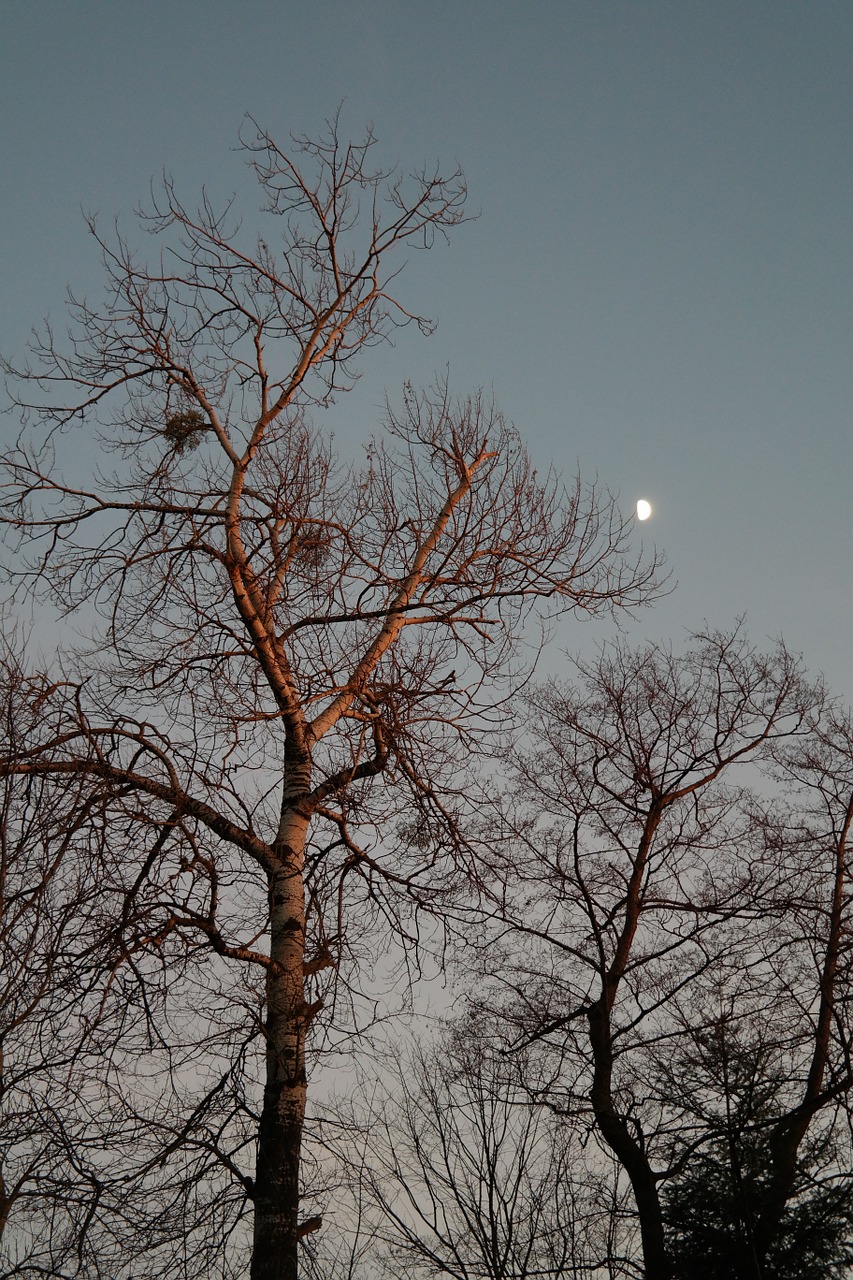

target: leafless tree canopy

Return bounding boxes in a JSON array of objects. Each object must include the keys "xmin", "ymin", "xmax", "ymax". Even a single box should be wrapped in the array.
[
  {"xmin": 0, "ymin": 116, "xmax": 663, "ymax": 1279},
  {"xmin": 467, "ymin": 629, "xmax": 853, "ymax": 1280},
  {"xmin": 323, "ymin": 1024, "xmax": 631, "ymax": 1280}
]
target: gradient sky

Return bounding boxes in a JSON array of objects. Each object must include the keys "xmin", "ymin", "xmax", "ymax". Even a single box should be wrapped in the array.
[{"xmin": 2, "ymin": 1, "xmax": 851, "ymax": 693}]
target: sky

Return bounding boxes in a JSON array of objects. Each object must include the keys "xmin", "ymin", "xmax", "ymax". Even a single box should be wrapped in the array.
[{"xmin": 1, "ymin": 0, "xmax": 851, "ymax": 694}]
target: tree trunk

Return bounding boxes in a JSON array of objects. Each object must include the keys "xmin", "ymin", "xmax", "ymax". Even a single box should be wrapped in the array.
[
  {"xmin": 755, "ymin": 798, "xmax": 852, "ymax": 1261},
  {"xmin": 585, "ymin": 813, "xmax": 672, "ymax": 1279},
  {"xmin": 587, "ymin": 1000, "xmax": 672, "ymax": 1280},
  {"xmin": 251, "ymin": 808, "xmax": 310, "ymax": 1280}
]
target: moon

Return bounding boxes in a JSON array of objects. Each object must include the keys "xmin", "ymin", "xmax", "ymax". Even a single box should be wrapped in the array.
[{"xmin": 636, "ymin": 499, "xmax": 652, "ymax": 522}]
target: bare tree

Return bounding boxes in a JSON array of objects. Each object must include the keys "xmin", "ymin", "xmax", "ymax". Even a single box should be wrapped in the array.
[
  {"xmin": 659, "ymin": 699, "xmax": 853, "ymax": 1276},
  {"xmin": 0, "ymin": 646, "xmax": 257, "ymax": 1279},
  {"xmin": 0, "ymin": 117, "xmax": 660, "ymax": 1279},
  {"xmin": 749, "ymin": 702, "xmax": 853, "ymax": 1260},
  {"xmin": 478, "ymin": 628, "xmax": 827, "ymax": 1280},
  {"xmin": 0, "ymin": 653, "xmax": 116, "ymax": 1276},
  {"xmin": 324, "ymin": 1020, "xmax": 631, "ymax": 1280}
]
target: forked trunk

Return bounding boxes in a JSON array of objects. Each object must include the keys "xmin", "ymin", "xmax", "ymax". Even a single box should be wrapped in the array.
[{"xmin": 251, "ymin": 811, "xmax": 310, "ymax": 1280}]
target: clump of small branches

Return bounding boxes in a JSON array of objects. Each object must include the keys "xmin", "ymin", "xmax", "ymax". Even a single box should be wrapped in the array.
[{"xmin": 163, "ymin": 409, "xmax": 208, "ymax": 453}]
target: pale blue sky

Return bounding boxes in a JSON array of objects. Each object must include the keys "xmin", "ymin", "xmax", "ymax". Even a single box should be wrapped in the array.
[{"xmin": 2, "ymin": 1, "xmax": 851, "ymax": 689}]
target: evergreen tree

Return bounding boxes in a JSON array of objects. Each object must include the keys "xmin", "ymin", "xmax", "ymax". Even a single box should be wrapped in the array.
[{"xmin": 663, "ymin": 1020, "xmax": 853, "ymax": 1279}]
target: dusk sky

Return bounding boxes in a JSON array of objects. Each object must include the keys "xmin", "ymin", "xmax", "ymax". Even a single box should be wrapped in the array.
[{"xmin": 2, "ymin": 1, "xmax": 851, "ymax": 693}]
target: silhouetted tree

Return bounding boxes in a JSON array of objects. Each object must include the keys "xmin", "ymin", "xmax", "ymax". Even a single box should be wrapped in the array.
[
  {"xmin": 663, "ymin": 1017, "xmax": 853, "ymax": 1279},
  {"xmin": 0, "ymin": 646, "xmax": 258, "ymax": 1278},
  {"xmin": 0, "ymin": 658, "xmax": 107, "ymax": 1273},
  {"xmin": 477, "ymin": 629, "xmax": 853, "ymax": 1280},
  {"xmin": 331, "ymin": 1022, "xmax": 628, "ymax": 1279},
  {"xmin": 0, "ymin": 116, "xmax": 661, "ymax": 1279}
]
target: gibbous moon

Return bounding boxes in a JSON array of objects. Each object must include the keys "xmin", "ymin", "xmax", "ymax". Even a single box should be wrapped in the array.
[{"xmin": 636, "ymin": 499, "xmax": 652, "ymax": 522}]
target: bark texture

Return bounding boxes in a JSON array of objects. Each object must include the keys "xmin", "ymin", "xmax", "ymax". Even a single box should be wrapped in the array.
[{"xmin": 252, "ymin": 814, "xmax": 310, "ymax": 1280}]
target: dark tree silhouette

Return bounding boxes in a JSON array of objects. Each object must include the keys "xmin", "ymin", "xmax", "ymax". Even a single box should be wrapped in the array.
[
  {"xmin": 476, "ymin": 629, "xmax": 853, "ymax": 1280},
  {"xmin": 663, "ymin": 1018, "xmax": 853, "ymax": 1280},
  {"xmin": 0, "ymin": 117, "xmax": 661, "ymax": 1279},
  {"xmin": 336, "ymin": 1024, "xmax": 625, "ymax": 1280}
]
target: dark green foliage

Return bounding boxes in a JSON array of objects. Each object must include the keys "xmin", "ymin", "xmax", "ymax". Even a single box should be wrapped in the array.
[
  {"xmin": 666, "ymin": 1145, "xmax": 853, "ymax": 1278},
  {"xmin": 663, "ymin": 1022, "xmax": 853, "ymax": 1279}
]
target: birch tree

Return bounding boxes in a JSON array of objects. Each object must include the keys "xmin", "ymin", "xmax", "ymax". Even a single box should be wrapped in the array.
[{"xmin": 0, "ymin": 117, "xmax": 660, "ymax": 1279}]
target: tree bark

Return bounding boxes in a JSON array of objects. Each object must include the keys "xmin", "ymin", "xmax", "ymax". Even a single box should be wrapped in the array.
[
  {"xmin": 584, "ymin": 809, "xmax": 673, "ymax": 1279},
  {"xmin": 251, "ymin": 806, "xmax": 310, "ymax": 1280},
  {"xmin": 587, "ymin": 998, "xmax": 672, "ymax": 1280}
]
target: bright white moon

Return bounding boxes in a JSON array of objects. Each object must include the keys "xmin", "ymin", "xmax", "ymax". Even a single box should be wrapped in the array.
[{"xmin": 636, "ymin": 499, "xmax": 652, "ymax": 521}]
